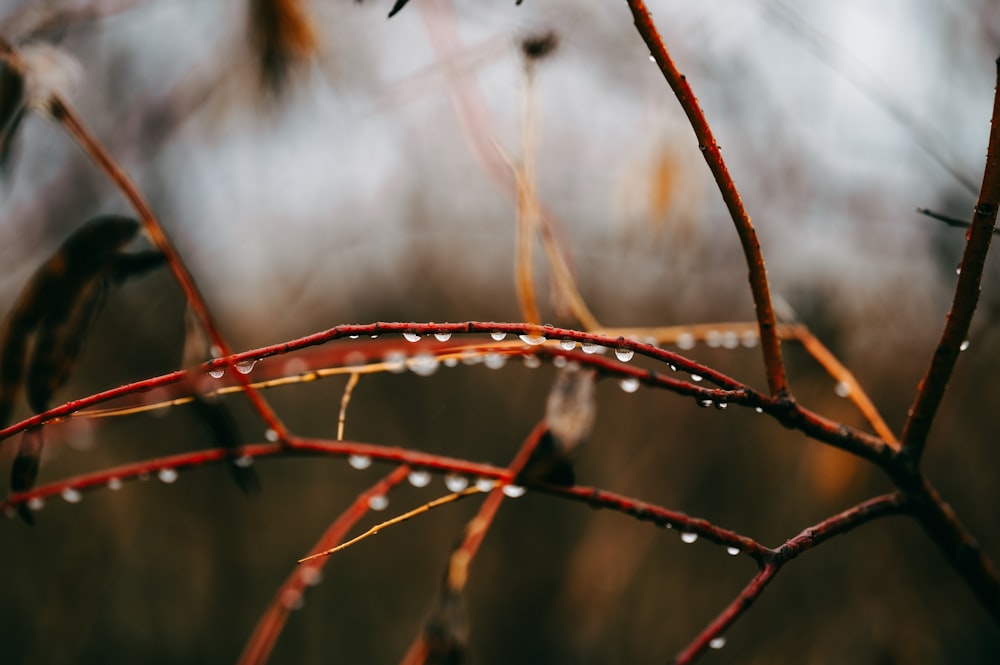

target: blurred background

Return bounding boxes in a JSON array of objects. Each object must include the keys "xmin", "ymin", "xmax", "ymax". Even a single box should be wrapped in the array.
[{"xmin": 1, "ymin": 0, "xmax": 999, "ymax": 662}]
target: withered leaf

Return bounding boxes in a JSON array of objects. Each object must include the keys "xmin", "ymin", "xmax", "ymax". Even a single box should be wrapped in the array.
[
  {"xmin": 517, "ymin": 364, "xmax": 596, "ymax": 486},
  {"xmin": 1, "ymin": 215, "xmax": 164, "ymax": 431},
  {"xmin": 249, "ymin": 0, "xmax": 318, "ymax": 95},
  {"xmin": 11, "ymin": 427, "xmax": 43, "ymax": 525},
  {"xmin": 423, "ymin": 585, "xmax": 467, "ymax": 665},
  {"xmin": 190, "ymin": 395, "xmax": 262, "ymax": 496}
]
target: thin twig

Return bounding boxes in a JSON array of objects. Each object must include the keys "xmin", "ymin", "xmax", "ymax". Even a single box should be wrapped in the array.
[
  {"xmin": 900, "ymin": 57, "xmax": 1000, "ymax": 462},
  {"xmin": 626, "ymin": 0, "xmax": 789, "ymax": 399},
  {"xmin": 47, "ymin": 96, "xmax": 291, "ymax": 443}
]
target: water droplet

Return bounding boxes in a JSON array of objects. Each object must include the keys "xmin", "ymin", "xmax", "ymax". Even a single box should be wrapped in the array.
[
  {"xmin": 581, "ymin": 342, "xmax": 598, "ymax": 354},
  {"xmin": 369, "ymin": 334, "xmax": 379, "ymax": 339},
  {"xmin": 522, "ymin": 354, "xmax": 541, "ymax": 369},
  {"xmin": 956, "ymin": 264, "xmax": 962, "ymax": 276},
  {"xmin": 234, "ymin": 454, "xmax": 254, "ymax": 468},
  {"xmin": 158, "ymin": 468, "xmax": 178, "ymax": 484},
  {"xmin": 281, "ymin": 589, "xmax": 304, "ymax": 611},
  {"xmin": 615, "ymin": 347, "xmax": 634, "ymax": 362},
  {"xmin": 434, "ymin": 332, "xmax": 452, "ymax": 342},
  {"xmin": 559, "ymin": 339, "xmax": 576, "ymax": 351},
  {"xmin": 490, "ymin": 331, "xmax": 507, "ymax": 341},
  {"xmin": 960, "ymin": 339, "xmax": 970, "ymax": 351},
  {"xmin": 690, "ymin": 374, "xmax": 703, "ymax": 382},
  {"xmin": 726, "ymin": 546, "xmax": 740, "ymax": 556},
  {"xmin": 697, "ymin": 399, "xmax": 713, "ymax": 408},
  {"xmin": 444, "ymin": 474, "xmax": 469, "ymax": 492},
  {"xmin": 61, "ymin": 488, "xmax": 82, "ymax": 504},
  {"xmin": 300, "ymin": 567, "xmax": 323, "ymax": 586},
  {"xmin": 475, "ymin": 478, "xmax": 496, "ymax": 492},
  {"xmin": 680, "ymin": 532, "xmax": 698, "ymax": 544},
  {"xmin": 402, "ymin": 332, "xmax": 421, "ymax": 343},
  {"xmin": 754, "ymin": 406, "xmax": 764, "ymax": 414},
  {"xmin": 384, "ymin": 351, "xmax": 407, "ymax": 373},
  {"xmin": 648, "ymin": 54, "xmax": 655, "ymax": 62},
  {"xmin": 265, "ymin": 428, "xmax": 279, "ymax": 442},
  {"xmin": 706, "ymin": 330, "xmax": 722, "ymax": 348},
  {"xmin": 235, "ymin": 359, "xmax": 256, "ymax": 374},
  {"xmin": 208, "ymin": 366, "xmax": 225, "ymax": 379},
  {"xmin": 443, "ymin": 357, "xmax": 459, "ymax": 367},
  {"xmin": 502, "ymin": 484, "xmax": 526, "ymax": 498},
  {"xmin": 715, "ymin": 401, "xmax": 728, "ymax": 410},
  {"xmin": 348, "ymin": 334, "xmax": 360, "ymax": 339},
  {"xmin": 677, "ymin": 332, "xmax": 695, "ymax": 350},
  {"xmin": 209, "ymin": 345, "xmax": 223, "ymax": 359},
  {"xmin": 519, "ymin": 334, "xmax": 547, "ymax": 346},
  {"xmin": 741, "ymin": 330, "xmax": 759, "ymax": 348},
  {"xmin": 484, "ymin": 353, "xmax": 507, "ymax": 369},
  {"xmin": 408, "ymin": 470, "xmax": 432, "ymax": 487},
  {"xmin": 368, "ymin": 495, "xmax": 389, "ymax": 511},
  {"xmin": 709, "ymin": 636, "xmax": 726, "ymax": 650},
  {"xmin": 834, "ymin": 381, "xmax": 851, "ymax": 398},
  {"xmin": 619, "ymin": 377, "xmax": 640, "ymax": 393},
  {"xmin": 107, "ymin": 477, "xmax": 123, "ymax": 491},
  {"xmin": 669, "ymin": 364, "xmax": 677, "ymax": 372},
  {"xmin": 722, "ymin": 331, "xmax": 740, "ymax": 349},
  {"xmin": 461, "ymin": 351, "xmax": 482, "ymax": 365},
  {"xmin": 28, "ymin": 496, "xmax": 45, "ymax": 511},
  {"xmin": 408, "ymin": 353, "xmax": 440, "ymax": 377},
  {"xmin": 348, "ymin": 454, "xmax": 372, "ymax": 470}
]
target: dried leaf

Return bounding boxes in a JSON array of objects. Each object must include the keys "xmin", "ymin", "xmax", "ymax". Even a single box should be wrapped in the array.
[
  {"xmin": 0, "ymin": 216, "xmax": 142, "ymax": 424},
  {"xmin": 10, "ymin": 427, "xmax": 43, "ymax": 525},
  {"xmin": 517, "ymin": 364, "xmax": 596, "ymax": 486},
  {"xmin": 423, "ymin": 586, "xmax": 467, "ymax": 665},
  {"xmin": 249, "ymin": 0, "xmax": 318, "ymax": 94},
  {"xmin": 190, "ymin": 395, "xmax": 261, "ymax": 495},
  {"xmin": 387, "ymin": 0, "xmax": 413, "ymax": 18}
]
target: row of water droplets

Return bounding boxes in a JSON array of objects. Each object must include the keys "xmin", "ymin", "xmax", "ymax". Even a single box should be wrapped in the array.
[{"xmin": 7, "ymin": 464, "xmax": 192, "ymax": 517}]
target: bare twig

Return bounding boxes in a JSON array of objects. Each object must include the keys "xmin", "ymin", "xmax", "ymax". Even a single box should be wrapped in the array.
[{"xmin": 626, "ymin": 0, "xmax": 789, "ymax": 398}]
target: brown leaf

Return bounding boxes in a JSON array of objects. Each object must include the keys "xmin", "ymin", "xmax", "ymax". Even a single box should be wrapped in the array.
[{"xmin": 249, "ymin": 0, "xmax": 318, "ymax": 95}]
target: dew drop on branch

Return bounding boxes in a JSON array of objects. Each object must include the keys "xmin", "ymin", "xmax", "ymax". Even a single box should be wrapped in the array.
[
  {"xmin": 61, "ymin": 487, "xmax": 82, "ymax": 504},
  {"xmin": 553, "ymin": 356, "xmax": 568, "ymax": 368},
  {"xmin": 265, "ymin": 428, "xmax": 279, "ymax": 442},
  {"xmin": 960, "ymin": 340, "xmax": 970, "ymax": 351},
  {"xmin": 726, "ymin": 546, "xmax": 740, "ymax": 556},
  {"xmin": 444, "ymin": 474, "xmax": 468, "ymax": 492},
  {"xmin": 680, "ymin": 532, "xmax": 698, "ymax": 544},
  {"xmin": 715, "ymin": 401, "xmax": 728, "ymax": 410},
  {"xmin": 348, "ymin": 334, "xmax": 360, "ymax": 339},
  {"xmin": 403, "ymin": 332, "xmax": 421, "ymax": 343},
  {"xmin": 490, "ymin": 331, "xmax": 507, "ymax": 341},
  {"xmin": 754, "ymin": 407, "xmax": 764, "ymax": 414},
  {"xmin": 234, "ymin": 455, "xmax": 254, "ymax": 469},
  {"xmin": 443, "ymin": 357, "xmax": 459, "ymax": 368},
  {"xmin": 697, "ymin": 399, "xmax": 713, "ymax": 408},
  {"xmin": 28, "ymin": 497, "xmax": 45, "ymax": 511},
  {"xmin": 281, "ymin": 590, "xmax": 304, "ymax": 611},
  {"xmin": 502, "ymin": 484, "xmax": 526, "ymax": 498},
  {"xmin": 384, "ymin": 351, "xmax": 407, "ymax": 373},
  {"xmin": 706, "ymin": 330, "xmax": 722, "ymax": 348},
  {"xmin": 677, "ymin": 333, "xmax": 695, "ymax": 350},
  {"xmin": 368, "ymin": 495, "xmax": 389, "ymax": 511},
  {"xmin": 107, "ymin": 477, "xmax": 123, "ymax": 491},
  {"xmin": 519, "ymin": 334, "xmax": 547, "ymax": 346},
  {"xmin": 474, "ymin": 478, "xmax": 496, "ymax": 492},
  {"xmin": 614, "ymin": 347, "xmax": 634, "ymax": 362},
  {"xmin": 208, "ymin": 367, "xmax": 225, "ymax": 379},
  {"xmin": 235, "ymin": 359, "xmax": 256, "ymax": 374},
  {"xmin": 157, "ymin": 468, "xmax": 178, "ymax": 484},
  {"xmin": 741, "ymin": 331, "xmax": 759, "ymax": 348},
  {"xmin": 581, "ymin": 342, "xmax": 598, "ymax": 354},
  {"xmin": 348, "ymin": 454, "xmax": 372, "ymax": 470},
  {"xmin": 722, "ymin": 331, "xmax": 739, "ymax": 349},
  {"xmin": 408, "ymin": 469, "xmax": 432, "ymax": 487},
  {"xmin": 619, "ymin": 377, "xmax": 640, "ymax": 393},
  {"xmin": 484, "ymin": 353, "xmax": 507, "ymax": 369},
  {"xmin": 522, "ymin": 354, "xmax": 542, "ymax": 369},
  {"xmin": 709, "ymin": 636, "xmax": 726, "ymax": 650},
  {"xmin": 834, "ymin": 381, "xmax": 851, "ymax": 398},
  {"xmin": 300, "ymin": 567, "xmax": 323, "ymax": 587},
  {"xmin": 434, "ymin": 332, "xmax": 452, "ymax": 342},
  {"xmin": 559, "ymin": 339, "xmax": 576, "ymax": 351},
  {"xmin": 408, "ymin": 353, "xmax": 440, "ymax": 377}
]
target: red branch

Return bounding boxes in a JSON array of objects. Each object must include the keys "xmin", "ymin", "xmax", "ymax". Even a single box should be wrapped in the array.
[
  {"xmin": 900, "ymin": 56, "xmax": 1000, "ymax": 461},
  {"xmin": 626, "ymin": 0, "xmax": 789, "ymax": 399}
]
